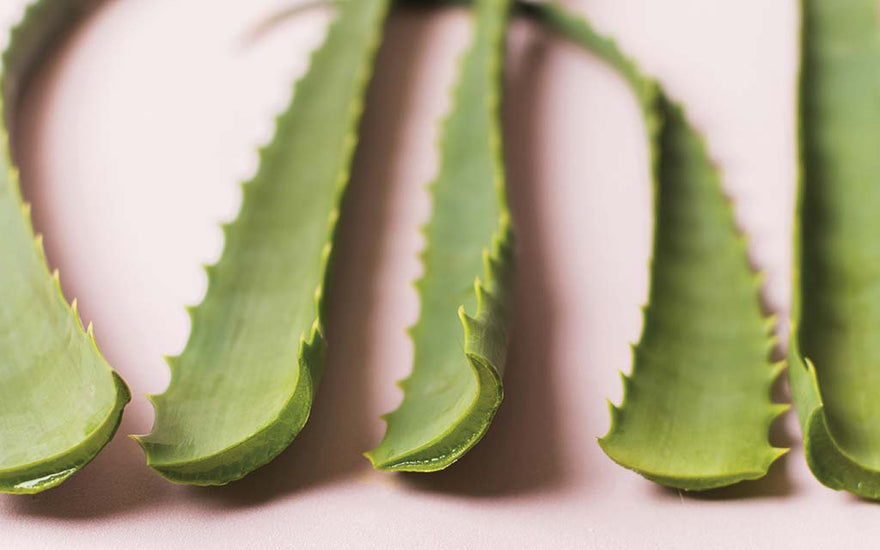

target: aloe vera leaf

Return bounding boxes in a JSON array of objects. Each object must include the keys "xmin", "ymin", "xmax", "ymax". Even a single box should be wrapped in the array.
[
  {"xmin": 516, "ymin": 2, "xmax": 787, "ymax": 490},
  {"xmin": 364, "ymin": 0, "xmax": 515, "ymax": 472},
  {"xmin": 136, "ymin": 0, "xmax": 391, "ymax": 485},
  {"xmin": 789, "ymin": 0, "xmax": 880, "ymax": 499},
  {"xmin": 0, "ymin": 0, "xmax": 130, "ymax": 494}
]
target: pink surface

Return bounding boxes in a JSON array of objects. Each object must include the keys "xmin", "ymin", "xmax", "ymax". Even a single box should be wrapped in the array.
[{"xmin": 1, "ymin": 0, "xmax": 874, "ymax": 548}]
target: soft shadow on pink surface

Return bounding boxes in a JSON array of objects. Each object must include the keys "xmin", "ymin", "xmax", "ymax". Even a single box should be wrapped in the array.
[
  {"xmin": 191, "ymin": 8, "xmax": 436, "ymax": 508},
  {"xmin": 3, "ymin": 2, "xmax": 568, "ymax": 518},
  {"xmin": 404, "ymin": 27, "xmax": 566, "ymax": 498},
  {"xmin": 2, "ymin": 439, "xmax": 176, "ymax": 520}
]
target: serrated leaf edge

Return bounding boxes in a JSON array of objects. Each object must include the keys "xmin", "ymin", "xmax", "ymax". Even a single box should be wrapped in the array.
[
  {"xmin": 365, "ymin": 0, "xmax": 515, "ymax": 472},
  {"xmin": 0, "ymin": 0, "xmax": 130, "ymax": 494},
  {"xmin": 520, "ymin": 2, "xmax": 787, "ymax": 490},
  {"xmin": 134, "ymin": 0, "xmax": 390, "ymax": 485}
]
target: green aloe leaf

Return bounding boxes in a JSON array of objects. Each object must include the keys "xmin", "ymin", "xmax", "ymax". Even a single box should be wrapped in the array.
[
  {"xmin": 365, "ymin": 0, "xmax": 515, "ymax": 472},
  {"xmin": 0, "ymin": 0, "xmax": 130, "ymax": 494},
  {"xmin": 519, "ymin": 2, "xmax": 786, "ymax": 490},
  {"xmin": 136, "ymin": 0, "xmax": 391, "ymax": 485},
  {"xmin": 790, "ymin": 0, "xmax": 880, "ymax": 499}
]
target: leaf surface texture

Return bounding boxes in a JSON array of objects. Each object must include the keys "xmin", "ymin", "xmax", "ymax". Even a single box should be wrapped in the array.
[
  {"xmin": 365, "ymin": 0, "xmax": 515, "ymax": 472},
  {"xmin": 790, "ymin": 0, "xmax": 880, "ymax": 499},
  {"xmin": 138, "ymin": 0, "xmax": 391, "ymax": 485},
  {"xmin": 0, "ymin": 0, "xmax": 130, "ymax": 494}
]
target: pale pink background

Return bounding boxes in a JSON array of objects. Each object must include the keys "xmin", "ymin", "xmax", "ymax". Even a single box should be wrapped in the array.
[{"xmin": 1, "ymin": 0, "xmax": 872, "ymax": 548}]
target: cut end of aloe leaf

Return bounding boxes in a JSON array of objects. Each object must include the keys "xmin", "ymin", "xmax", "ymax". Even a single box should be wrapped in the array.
[
  {"xmin": 366, "ymin": 230, "xmax": 514, "ymax": 473},
  {"xmin": 137, "ymin": 332, "xmax": 325, "ymax": 486},
  {"xmin": 598, "ymin": 435, "xmax": 788, "ymax": 492},
  {"xmin": 0, "ymin": 373, "xmax": 130, "ymax": 495},
  {"xmin": 789, "ymin": 351, "xmax": 880, "ymax": 500},
  {"xmin": 366, "ymin": 351, "xmax": 505, "ymax": 472},
  {"xmin": 801, "ymin": 406, "xmax": 880, "ymax": 501}
]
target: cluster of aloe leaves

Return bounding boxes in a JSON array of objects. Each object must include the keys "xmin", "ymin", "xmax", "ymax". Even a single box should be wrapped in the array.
[{"xmin": 2, "ymin": 0, "xmax": 879, "ymax": 498}]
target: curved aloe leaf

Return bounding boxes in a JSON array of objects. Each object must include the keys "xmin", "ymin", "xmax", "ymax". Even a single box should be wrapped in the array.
[
  {"xmin": 790, "ymin": 0, "xmax": 880, "ymax": 499},
  {"xmin": 365, "ymin": 0, "xmax": 515, "ymax": 472},
  {"xmin": 519, "ymin": 3, "xmax": 787, "ymax": 490},
  {"xmin": 0, "ymin": 0, "xmax": 130, "ymax": 494},
  {"xmin": 136, "ymin": 0, "xmax": 391, "ymax": 485}
]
